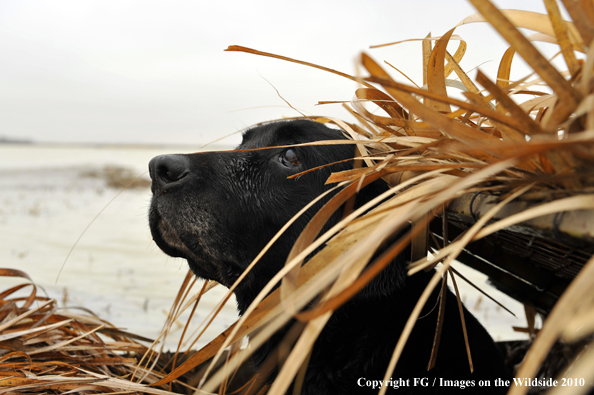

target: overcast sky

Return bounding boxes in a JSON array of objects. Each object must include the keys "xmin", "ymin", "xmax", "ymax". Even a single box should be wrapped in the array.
[{"xmin": 0, "ymin": 0, "xmax": 556, "ymax": 146}]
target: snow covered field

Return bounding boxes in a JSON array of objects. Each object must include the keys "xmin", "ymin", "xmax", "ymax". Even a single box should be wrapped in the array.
[{"xmin": 0, "ymin": 143, "xmax": 530, "ymax": 351}]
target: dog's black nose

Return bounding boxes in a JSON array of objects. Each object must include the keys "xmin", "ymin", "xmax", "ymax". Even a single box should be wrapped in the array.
[{"xmin": 149, "ymin": 154, "xmax": 191, "ymax": 189}]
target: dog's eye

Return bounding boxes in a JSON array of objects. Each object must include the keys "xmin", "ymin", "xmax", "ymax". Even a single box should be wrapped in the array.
[{"xmin": 279, "ymin": 149, "xmax": 301, "ymax": 167}]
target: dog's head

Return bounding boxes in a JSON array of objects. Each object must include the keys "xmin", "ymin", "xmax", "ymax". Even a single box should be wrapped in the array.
[{"xmin": 148, "ymin": 120, "xmax": 366, "ymax": 306}]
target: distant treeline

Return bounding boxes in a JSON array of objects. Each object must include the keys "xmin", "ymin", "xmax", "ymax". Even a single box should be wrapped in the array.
[{"xmin": 0, "ymin": 136, "xmax": 32, "ymax": 144}]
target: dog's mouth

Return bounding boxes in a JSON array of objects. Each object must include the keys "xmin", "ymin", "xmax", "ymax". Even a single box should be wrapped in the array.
[
  {"xmin": 149, "ymin": 206, "xmax": 192, "ymax": 260},
  {"xmin": 149, "ymin": 203, "xmax": 241, "ymax": 287}
]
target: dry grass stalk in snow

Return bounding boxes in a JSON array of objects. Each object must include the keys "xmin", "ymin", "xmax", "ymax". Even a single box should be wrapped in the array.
[{"xmin": 0, "ymin": 268, "xmax": 220, "ymax": 394}]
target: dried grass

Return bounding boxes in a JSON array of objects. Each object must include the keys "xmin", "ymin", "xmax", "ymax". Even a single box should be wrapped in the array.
[
  {"xmin": 80, "ymin": 166, "xmax": 152, "ymax": 189},
  {"xmin": 0, "ymin": 269, "xmax": 250, "ymax": 394},
  {"xmin": 3, "ymin": 0, "xmax": 594, "ymax": 394},
  {"xmin": 0, "ymin": 269, "xmax": 172, "ymax": 394},
  {"xmin": 191, "ymin": 1, "xmax": 593, "ymax": 394}
]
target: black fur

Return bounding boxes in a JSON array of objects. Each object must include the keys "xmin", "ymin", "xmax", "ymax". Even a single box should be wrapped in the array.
[{"xmin": 148, "ymin": 120, "xmax": 509, "ymax": 394}]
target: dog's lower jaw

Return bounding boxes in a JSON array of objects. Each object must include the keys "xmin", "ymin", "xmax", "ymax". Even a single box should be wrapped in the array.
[{"xmin": 183, "ymin": 257, "xmax": 245, "ymax": 290}]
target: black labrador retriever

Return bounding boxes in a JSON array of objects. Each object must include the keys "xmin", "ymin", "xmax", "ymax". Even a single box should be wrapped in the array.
[{"xmin": 148, "ymin": 120, "xmax": 509, "ymax": 394}]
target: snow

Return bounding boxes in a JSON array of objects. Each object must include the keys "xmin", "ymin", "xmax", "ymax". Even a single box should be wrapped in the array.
[{"xmin": 0, "ymin": 143, "xmax": 239, "ymax": 350}]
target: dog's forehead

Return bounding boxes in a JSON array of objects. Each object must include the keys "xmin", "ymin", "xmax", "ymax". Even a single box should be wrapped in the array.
[{"xmin": 239, "ymin": 120, "xmax": 344, "ymax": 149}]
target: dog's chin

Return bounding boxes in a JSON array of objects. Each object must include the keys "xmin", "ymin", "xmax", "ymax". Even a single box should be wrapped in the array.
[
  {"xmin": 149, "ymin": 210, "xmax": 237, "ymax": 286},
  {"xmin": 149, "ymin": 212, "xmax": 187, "ymax": 258}
]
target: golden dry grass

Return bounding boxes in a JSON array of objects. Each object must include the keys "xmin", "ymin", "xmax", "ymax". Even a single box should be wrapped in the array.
[
  {"xmin": 188, "ymin": 1, "xmax": 594, "ymax": 394},
  {"xmin": 0, "ymin": 270, "xmax": 252, "ymax": 394},
  {"xmin": 0, "ymin": 269, "xmax": 177, "ymax": 394}
]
